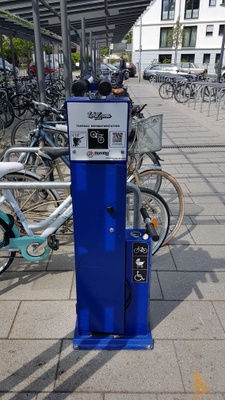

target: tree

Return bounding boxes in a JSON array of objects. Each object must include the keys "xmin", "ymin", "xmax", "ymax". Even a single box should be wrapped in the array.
[
  {"xmin": 168, "ymin": 17, "xmax": 184, "ymax": 65},
  {"xmin": 0, "ymin": 36, "xmax": 34, "ymax": 65}
]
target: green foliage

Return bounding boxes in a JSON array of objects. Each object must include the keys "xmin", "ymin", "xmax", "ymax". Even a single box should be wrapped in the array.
[
  {"xmin": 0, "ymin": 37, "xmax": 34, "ymax": 65},
  {"xmin": 162, "ymin": 58, "xmax": 171, "ymax": 64},
  {"xmin": 215, "ymin": 62, "xmax": 225, "ymax": 73},
  {"xmin": 168, "ymin": 17, "xmax": 184, "ymax": 49},
  {"xmin": 124, "ymin": 31, "xmax": 132, "ymax": 44},
  {"xmin": 100, "ymin": 46, "xmax": 109, "ymax": 56}
]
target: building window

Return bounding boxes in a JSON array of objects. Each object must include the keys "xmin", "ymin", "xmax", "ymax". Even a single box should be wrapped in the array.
[
  {"xmin": 161, "ymin": 0, "xmax": 175, "ymax": 20},
  {"xmin": 206, "ymin": 25, "xmax": 213, "ymax": 36},
  {"xmin": 160, "ymin": 27, "xmax": 173, "ymax": 47},
  {"xmin": 181, "ymin": 54, "xmax": 195, "ymax": 62},
  {"xmin": 219, "ymin": 25, "xmax": 225, "ymax": 36},
  {"xmin": 209, "ymin": 0, "xmax": 216, "ymax": 5},
  {"xmin": 215, "ymin": 53, "xmax": 220, "ymax": 64},
  {"xmin": 203, "ymin": 54, "xmax": 211, "ymax": 64},
  {"xmin": 159, "ymin": 54, "xmax": 172, "ymax": 63},
  {"xmin": 183, "ymin": 26, "xmax": 197, "ymax": 47},
  {"xmin": 184, "ymin": 0, "xmax": 199, "ymax": 19}
]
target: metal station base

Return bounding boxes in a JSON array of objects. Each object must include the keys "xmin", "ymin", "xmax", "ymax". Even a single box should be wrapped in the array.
[{"xmin": 73, "ymin": 324, "xmax": 154, "ymax": 350}]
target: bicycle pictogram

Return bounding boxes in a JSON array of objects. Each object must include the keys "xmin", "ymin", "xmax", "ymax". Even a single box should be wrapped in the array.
[
  {"xmin": 90, "ymin": 130, "xmax": 105, "ymax": 144},
  {"xmin": 134, "ymin": 246, "xmax": 148, "ymax": 254}
]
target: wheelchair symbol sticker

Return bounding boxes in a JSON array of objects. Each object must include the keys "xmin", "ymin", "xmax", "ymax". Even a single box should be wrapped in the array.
[
  {"xmin": 132, "ymin": 242, "xmax": 149, "ymax": 283},
  {"xmin": 133, "ymin": 270, "xmax": 147, "ymax": 282}
]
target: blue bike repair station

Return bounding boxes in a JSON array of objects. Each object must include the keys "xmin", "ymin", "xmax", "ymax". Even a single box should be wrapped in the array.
[{"xmin": 66, "ymin": 80, "xmax": 155, "ymax": 350}]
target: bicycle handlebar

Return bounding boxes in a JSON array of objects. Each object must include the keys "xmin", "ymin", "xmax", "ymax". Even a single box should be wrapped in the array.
[
  {"xmin": 32, "ymin": 100, "xmax": 62, "ymax": 115},
  {"xmin": 140, "ymin": 207, "xmax": 159, "ymax": 242}
]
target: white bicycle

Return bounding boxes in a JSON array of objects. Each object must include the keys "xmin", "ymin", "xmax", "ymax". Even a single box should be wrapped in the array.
[{"xmin": 0, "ymin": 157, "xmax": 170, "ymax": 274}]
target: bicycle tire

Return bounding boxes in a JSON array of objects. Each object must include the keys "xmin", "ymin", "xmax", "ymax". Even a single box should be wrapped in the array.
[
  {"xmin": 174, "ymin": 84, "xmax": 190, "ymax": 103},
  {"xmin": 130, "ymin": 169, "xmax": 185, "ymax": 245},
  {"xmin": 0, "ymin": 99, "xmax": 15, "ymax": 128},
  {"xmin": 159, "ymin": 82, "xmax": 174, "ymax": 99},
  {"xmin": 126, "ymin": 186, "xmax": 170, "ymax": 255},
  {"xmin": 1, "ymin": 172, "xmax": 61, "ymax": 230},
  {"xmin": 128, "ymin": 151, "xmax": 161, "ymax": 176},
  {"xmin": 0, "ymin": 217, "xmax": 16, "ymax": 274},
  {"xmin": 11, "ymin": 118, "xmax": 37, "ymax": 146},
  {"xmin": 0, "ymin": 115, "xmax": 5, "ymax": 140}
]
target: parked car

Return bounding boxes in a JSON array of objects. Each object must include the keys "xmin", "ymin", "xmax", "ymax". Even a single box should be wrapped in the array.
[
  {"xmin": 100, "ymin": 63, "xmax": 129, "ymax": 80},
  {"xmin": 113, "ymin": 61, "xmax": 136, "ymax": 77},
  {"xmin": 177, "ymin": 62, "xmax": 207, "ymax": 75},
  {"xmin": 0, "ymin": 58, "xmax": 18, "ymax": 75},
  {"xmin": 28, "ymin": 61, "xmax": 58, "ymax": 77},
  {"xmin": 143, "ymin": 63, "xmax": 196, "ymax": 81}
]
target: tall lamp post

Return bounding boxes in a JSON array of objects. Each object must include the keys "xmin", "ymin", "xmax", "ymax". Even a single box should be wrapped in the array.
[{"xmin": 217, "ymin": 0, "xmax": 225, "ymax": 82}]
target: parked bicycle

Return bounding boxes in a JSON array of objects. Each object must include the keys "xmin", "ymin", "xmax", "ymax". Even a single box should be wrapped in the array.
[{"xmin": 0, "ymin": 161, "xmax": 170, "ymax": 273}]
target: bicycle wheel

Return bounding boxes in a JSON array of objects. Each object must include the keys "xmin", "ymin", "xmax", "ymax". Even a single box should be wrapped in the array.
[
  {"xmin": 130, "ymin": 169, "xmax": 185, "ymax": 245},
  {"xmin": 1, "ymin": 172, "xmax": 61, "ymax": 230},
  {"xmin": 0, "ymin": 115, "xmax": 5, "ymax": 140},
  {"xmin": 0, "ymin": 217, "xmax": 16, "ymax": 275},
  {"xmin": 128, "ymin": 151, "xmax": 161, "ymax": 176},
  {"xmin": 10, "ymin": 94, "xmax": 27, "ymax": 119},
  {"xmin": 174, "ymin": 84, "xmax": 190, "ymax": 103},
  {"xmin": 159, "ymin": 82, "xmax": 174, "ymax": 99},
  {"xmin": 0, "ymin": 99, "xmax": 14, "ymax": 128},
  {"xmin": 11, "ymin": 118, "xmax": 37, "ymax": 146},
  {"xmin": 126, "ymin": 187, "xmax": 170, "ymax": 255}
]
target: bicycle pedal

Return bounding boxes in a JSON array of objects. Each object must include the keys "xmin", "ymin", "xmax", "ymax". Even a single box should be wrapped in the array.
[{"xmin": 47, "ymin": 235, "xmax": 59, "ymax": 250}]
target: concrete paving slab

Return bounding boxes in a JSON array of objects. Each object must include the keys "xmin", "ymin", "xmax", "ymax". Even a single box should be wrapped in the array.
[
  {"xmin": 212, "ymin": 301, "xmax": 225, "ymax": 331},
  {"xmin": 0, "ymin": 271, "xmax": 74, "ymax": 300},
  {"xmin": 150, "ymin": 271, "xmax": 163, "ymax": 300},
  {"xmin": 0, "ymin": 339, "xmax": 61, "ymax": 392},
  {"xmin": 9, "ymin": 300, "xmax": 75, "ymax": 339},
  {"xmin": 150, "ymin": 300, "xmax": 224, "ymax": 339},
  {"xmin": 157, "ymin": 394, "xmax": 224, "ymax": 400},
  {"xmin": 152, "ymin": 246, "xmax": 177, "ymax": 271},
  {"xmin": 170, "ymin": 244, "xmax": 225, "ymax": 271},
  {"xmin": 174, "ymin": 340, "xmax": 225, "ymax": 393},
  {"xmin": 37, "ymin": 393, "xmax": 103, "ymax": 399},
  {"xmin": 55, "ymin": 340, "xmax": 184, "ymax": 393},
  {"xmin": 0, "ymin": 300, "xmax": 19, "ymax": 338},
  {"xmin": 0, "ymin": 394, "xmax": 37, "ymax": 400},
  {"xmin": 158, "ymin": 271, "xmax": 225, "ymax": 301},
  {"xmin": 189, "ymin": 224, "xmax": 225, "ymax": 244},
  {"xmin": 105, "ymin": 395, "xmax": 157, "ymax": 400}
]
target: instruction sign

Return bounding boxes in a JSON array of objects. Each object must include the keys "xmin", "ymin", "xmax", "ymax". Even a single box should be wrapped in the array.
[
  {"xmin": 132, "ymin": 242, "xmax": 149, "ymax": 283},
  {"xmin": 67, "ymin": 100, "xmax": 129, "ymax": 161}
]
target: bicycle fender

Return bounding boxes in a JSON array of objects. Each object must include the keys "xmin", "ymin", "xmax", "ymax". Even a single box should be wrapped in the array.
[{"xmin": 0, "ymin": 210, "xmax": 20, "ymax": 237}]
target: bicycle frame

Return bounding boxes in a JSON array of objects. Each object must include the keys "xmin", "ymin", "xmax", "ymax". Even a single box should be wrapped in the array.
[
  {"xmin": 0, "ymin": 181, "xmax": 72, "ymax": 261},
  {"xmin": 17, "ymin": 120, "xmax": 69, "ymax": 168}
]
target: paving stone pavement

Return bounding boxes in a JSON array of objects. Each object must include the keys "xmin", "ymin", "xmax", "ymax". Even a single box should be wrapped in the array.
[{"xmin": 0, "ymin": 78, "xmax": 225, "ymax": 400}]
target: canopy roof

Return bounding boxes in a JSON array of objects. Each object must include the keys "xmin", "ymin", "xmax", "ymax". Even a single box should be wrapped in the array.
[{"xmin": 0, "ymin": 0, "xmax": 152, "ymax": 45}]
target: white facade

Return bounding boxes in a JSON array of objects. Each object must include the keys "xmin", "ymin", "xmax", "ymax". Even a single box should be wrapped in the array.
[{"xmin": 132, "ymin": 0, "xmax": 225, "ymax": 73}]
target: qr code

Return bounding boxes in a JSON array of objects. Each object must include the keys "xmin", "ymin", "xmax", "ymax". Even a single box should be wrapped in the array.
[{"xmin": 112, "ymin": 132, "xmax": 123, "ymax": 144}]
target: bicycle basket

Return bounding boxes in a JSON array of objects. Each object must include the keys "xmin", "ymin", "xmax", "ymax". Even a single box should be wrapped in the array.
[{"xmin": 133, "ymin": 114, "xmax": 163, "ymax": 153}]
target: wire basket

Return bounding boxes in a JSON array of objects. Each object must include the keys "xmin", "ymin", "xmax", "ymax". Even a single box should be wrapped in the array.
[{"xmin": 130, "ymin": 114, "xmax": 163, "ymax": 153}]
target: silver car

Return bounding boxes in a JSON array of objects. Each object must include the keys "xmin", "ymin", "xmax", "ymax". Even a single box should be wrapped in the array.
[{"xmin": 143, "ymin": 63, "xmax": 196, "ymax": 81}]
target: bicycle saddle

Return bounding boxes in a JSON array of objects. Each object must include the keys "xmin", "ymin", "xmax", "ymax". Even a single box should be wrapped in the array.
[{"xmin": 38, "ymin": 147, "xmax": 69, "ymax": 161}]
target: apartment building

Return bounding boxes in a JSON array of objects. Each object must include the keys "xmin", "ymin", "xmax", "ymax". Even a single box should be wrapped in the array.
[{"xmin": 132, "ymin": 0, "xmax": 225, "ymax": 73}]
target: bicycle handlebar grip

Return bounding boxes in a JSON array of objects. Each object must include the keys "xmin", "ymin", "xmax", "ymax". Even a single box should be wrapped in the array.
[
  {"xmin": 140, "ymin": 207, "xmax": 149, "ymax": 220},
  {"xmin": 146, "ymin": 223, "xmax": 159, "ymax": 242},
  {"xmin": 140, "ymin": 207, "xmax": 159, "ymax": 242}
]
